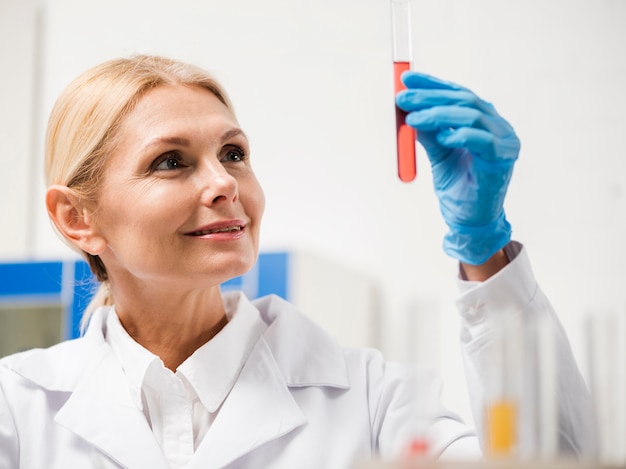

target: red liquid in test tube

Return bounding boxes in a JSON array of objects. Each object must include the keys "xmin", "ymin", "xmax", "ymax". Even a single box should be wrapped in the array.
[
  {"xmin": 394, "ymin": 61, "xmax": 416, "ymax": 182},
  {"xmin": 391, "ymin": 0, "xmax": 416, "ymax": 182}
]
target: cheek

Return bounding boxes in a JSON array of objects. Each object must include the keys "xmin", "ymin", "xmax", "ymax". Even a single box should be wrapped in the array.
[
  {"xmin": 245, "ymin": 178, "xmax": 266, "ymax": 222},
  {"xmin": 256, "ymin": 185, "xmax": 266, "ymax": 219},
  {"xmin": 97, "ymin": 183, "xmax": 190, "ymax": 240}
]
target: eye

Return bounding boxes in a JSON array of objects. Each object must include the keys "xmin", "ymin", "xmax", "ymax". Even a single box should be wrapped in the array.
[
  {"xmin": 153, "ymin": 152, "xmax": 187, "ymax": 171},
  {"xmin": 221, "ymin": 146, "xmax": 247, "ymax": 163}
]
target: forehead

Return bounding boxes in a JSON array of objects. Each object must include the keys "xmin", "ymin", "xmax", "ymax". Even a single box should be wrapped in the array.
[{"xmin": 118, "ymin": 84, "xmax": 237, "ymax": 140}]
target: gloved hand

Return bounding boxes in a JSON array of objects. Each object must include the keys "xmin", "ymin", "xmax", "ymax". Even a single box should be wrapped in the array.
[{"xmin": 395, "ymin": 72, "xmax": 520, "ymax": 265}]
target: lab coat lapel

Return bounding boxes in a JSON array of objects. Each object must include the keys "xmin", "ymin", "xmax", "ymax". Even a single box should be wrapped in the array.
[
  {"xmin": 54, "ymin": 343, "xmax": 169, "ymax": 469},
  {"xmin": 190, "ymin": 336, "xmax": 306, "ymax": 469}
]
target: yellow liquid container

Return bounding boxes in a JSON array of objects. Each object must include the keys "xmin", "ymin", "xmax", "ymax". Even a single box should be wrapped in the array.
[{"xmin": 485, "ymin": 400, "xmax": 517, "ymax": 456}]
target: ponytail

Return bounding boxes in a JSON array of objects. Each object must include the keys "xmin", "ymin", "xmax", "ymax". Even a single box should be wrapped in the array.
[{"xmin": 80, "ymin": 282, "xmax": 113, "ymax": 334}]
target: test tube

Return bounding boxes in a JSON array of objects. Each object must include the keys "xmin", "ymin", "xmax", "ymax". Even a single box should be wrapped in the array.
[
  {"xmin": 484, "ymin": 313, "xmax": 522, "ymax": 458},
  {"xmin": 586, "ymin": 310, "xmax": 626, "ymax": 465},
  {"xmin": 390, "ymin": 0, "xmax": 417, "ymax": 182},
  {"xmin": 535, "ymin": 315, "xmax": 558, "ymax": 460},
  {"xmin": 519, "ymin": 313, "xmax": 559, "ymax": 460},
  {"xmin": 401, "ymin": 297, "xmax": 441, "ymax": 460}
]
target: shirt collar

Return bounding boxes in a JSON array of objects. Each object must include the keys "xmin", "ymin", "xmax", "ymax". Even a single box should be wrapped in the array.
[
  {"xmin": 104, "ymin": 291, "xmax": 267, "ymax": 413},
  {"xmin": 177, "ymin": 291, "xmax": 267, "ymax": 412},
  {"xmin": 105, "ymin": 306, "xmax": 158, "ymax": 411}
]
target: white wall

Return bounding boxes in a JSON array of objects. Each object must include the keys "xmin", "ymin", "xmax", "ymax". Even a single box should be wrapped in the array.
[
  {"xmin": 0, "ymin": 0, "xmax": 39, "ymax": 259},
  {"xmin": 2, "ymin": 0, "xmax": 625, "ymax": 424}
]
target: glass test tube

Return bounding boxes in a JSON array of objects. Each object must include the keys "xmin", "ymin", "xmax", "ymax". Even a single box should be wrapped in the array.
[
  {"xmin": 535, "ymin": 315, "xmax": 558, "ymax": 460},
  {"xmin": 401, "ymin": 297, "xmax": 441, "ymax": 459},
  {"xmin": 586, "ymin": 310, "xmax": 626, "ymax": 465},
  {"xmin": 484, "ymin": 313, "xmax": 522, "ymax": 458},
  {"xmin": 390, "ymin": 0, "xmax": 417, "ymax": 182},
  {"xmin": 519, "ymin": 314, "xmax": 559, "ymax": 460}
]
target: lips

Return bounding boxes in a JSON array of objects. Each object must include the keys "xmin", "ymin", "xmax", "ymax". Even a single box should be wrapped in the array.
[
  {"xmin": 191, "ymin": 226, "xmax": 242, "ymax": 236},
  {"xmin": 185, "ymin": 220, "xmax": 245, "ymax": 236}
]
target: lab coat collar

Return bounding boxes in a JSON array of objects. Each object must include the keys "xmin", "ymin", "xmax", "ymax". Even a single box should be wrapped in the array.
[
  {"xmin": 5, "ymin": 295, "xmax": 351, "ymax": 468},
  {"xmin": 6, "ymin": 306, "xmax": 111, "ymax": 392},
  {"xmin": 190, "ymin": 335, "xmax": 307, "ymax": 468},
  {"xmin": 53, "ymin": 342, "xmax": 170, "ymax": 469},
  {"xmin": 188, "ymin": 293, "xmax": 350, "ymax": 467},
  {"xmin": 252, "ymin": 294, "xmax": 350, "ymax": 389},
  {"xmin": 6, "ymin": 307, "xmax": 169, "ymax": 468}
]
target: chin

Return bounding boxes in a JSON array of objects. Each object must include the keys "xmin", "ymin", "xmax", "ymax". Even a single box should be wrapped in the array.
[{"xmin": 213, "ymin": 251, "xmax": 258, "ymax": 282}]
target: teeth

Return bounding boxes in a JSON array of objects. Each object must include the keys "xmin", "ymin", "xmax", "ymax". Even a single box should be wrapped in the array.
[{"xmin": 195, "ymin": 226, "xmax": 242, "ymax": 235}]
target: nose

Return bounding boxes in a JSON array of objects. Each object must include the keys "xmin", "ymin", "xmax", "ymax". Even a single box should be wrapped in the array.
[{"xmin": 198, "ymin": 161, "xmax": 238, "ymax": 206}]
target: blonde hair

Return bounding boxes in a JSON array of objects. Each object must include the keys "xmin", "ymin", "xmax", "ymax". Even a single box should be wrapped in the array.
[{"xmin": 45, "ymin": 55, "xmax": 234, "ymax": 330}]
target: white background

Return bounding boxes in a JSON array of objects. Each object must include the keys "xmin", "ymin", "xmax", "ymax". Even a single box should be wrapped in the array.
[{"xmin": 1, "ymin": 0, "xmax": 625, "ymax": 424}]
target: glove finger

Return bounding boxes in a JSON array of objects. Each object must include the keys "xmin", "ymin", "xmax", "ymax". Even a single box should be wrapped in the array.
[
  {"xmin": 396, "ymin": 88, "xmax": 495, "ymax": 116},
  {"xmin": 415, "ymin": 130, "xmax": 451, "ymax": 165},
  {"xmin": 405, "ymin": 105, "xmax": 513, "ymax": 138},
  {"xmin": 401, "ymin": 71, "xmax": 466, "ymax": 92},
  {"xmin": 437, "ymin": 127, "xmax": 520, "ymax": 163}
]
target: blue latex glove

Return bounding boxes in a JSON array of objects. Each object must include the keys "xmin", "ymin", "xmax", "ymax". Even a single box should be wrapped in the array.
[{"xmin": 396, "ymin": 72, "xmax": 520, "ymax": 265}]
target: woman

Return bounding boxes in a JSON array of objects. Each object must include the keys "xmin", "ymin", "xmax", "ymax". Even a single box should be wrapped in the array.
[{"xmin": 0, "ymin": 55, "xmax": 590, "ymax": 468}]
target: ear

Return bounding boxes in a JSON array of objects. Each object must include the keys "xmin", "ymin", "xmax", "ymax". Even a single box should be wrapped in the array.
[{"xmin": 46, "ymin": 185, "xmax": 107, "ymax": 256}]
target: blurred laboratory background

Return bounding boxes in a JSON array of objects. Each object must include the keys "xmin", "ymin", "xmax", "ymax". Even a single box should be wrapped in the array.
[{"xmin": 1, "ymin": 0, "xmax": 625, "ymax": 427}]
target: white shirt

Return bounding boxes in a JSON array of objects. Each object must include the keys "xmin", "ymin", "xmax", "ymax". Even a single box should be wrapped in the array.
[{"xmin": 105, "ymin": 292, "xmax": 266, "ymax": 468}]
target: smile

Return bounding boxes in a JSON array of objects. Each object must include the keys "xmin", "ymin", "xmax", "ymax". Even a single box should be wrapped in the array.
[{"xmin": 189, "ymin": 225, "xmax": 243, "ymax": 236}]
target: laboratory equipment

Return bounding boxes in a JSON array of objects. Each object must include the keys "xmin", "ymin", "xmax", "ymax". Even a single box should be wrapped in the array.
[
  {"xmin": 534, "ymin": 315, "xmax": 558, "ymax": 460},
  {"xmin": 586, "ymin": 310, "xmax": 626, "ymax": 465},
  {"xmin": 401, "ymin": 296, "xmax": 442, "ymax": 458},
  {"xmin": 483, "ymin": 313, "xmax": 522, "ymax": 458},
  {"xmin": 353, "ymin": 459, "xmax": 617, "ymax": 468},
  {"xmin": 390, "ymin": 0, "xmax": 417, "ymax": 182},
  {"xmin": 483, "ymin": 312, "xmax": 562, "ymax": 460}
]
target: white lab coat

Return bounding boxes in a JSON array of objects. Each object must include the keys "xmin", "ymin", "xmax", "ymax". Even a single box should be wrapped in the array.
[{"xmin": 0, "ymin": 243, "xmax": 591, "ymax": 468}]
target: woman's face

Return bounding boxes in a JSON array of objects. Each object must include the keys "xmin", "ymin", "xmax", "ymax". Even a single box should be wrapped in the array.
[{"xmin": 90, "ymin": 84, "xmax": 265, "ymax": 290}]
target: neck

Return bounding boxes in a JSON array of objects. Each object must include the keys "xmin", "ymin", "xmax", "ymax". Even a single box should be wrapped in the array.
[{"xmin": 109, "ymin": 280, "xmax": 228, "ymax": 371}]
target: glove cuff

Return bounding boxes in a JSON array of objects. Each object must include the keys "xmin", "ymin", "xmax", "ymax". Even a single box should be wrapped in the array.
[{"xmin": 442, "ymin": 212, "xmax": 512, "ymax": 265}]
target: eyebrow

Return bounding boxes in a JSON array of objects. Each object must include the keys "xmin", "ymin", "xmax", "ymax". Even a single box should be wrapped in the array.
[
  {"xmin": 221, "ymin": 128, "xmax": 248, "ymax": 142},
  {"xmin": 140, "ymin": 128, "xmax": 248, "ymax": 154}
]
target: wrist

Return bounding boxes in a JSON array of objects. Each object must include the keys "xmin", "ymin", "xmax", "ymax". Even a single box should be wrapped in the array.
[
  {"xmin": 442, "ymin": 212, "xmax": 511, "ymax": 265},
  {"xmin": 460, "ymin": 249, "xmax": 509, "ymax": 282}
]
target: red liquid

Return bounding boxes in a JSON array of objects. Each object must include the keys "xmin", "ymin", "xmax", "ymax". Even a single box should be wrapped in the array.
[
  {"xmin": 406, "ymin": 437, "xmax": 429, "ymax": 456},
  {"xmin": 394, "ymin": 61, "xmax": 417, "ymax": 182}
]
